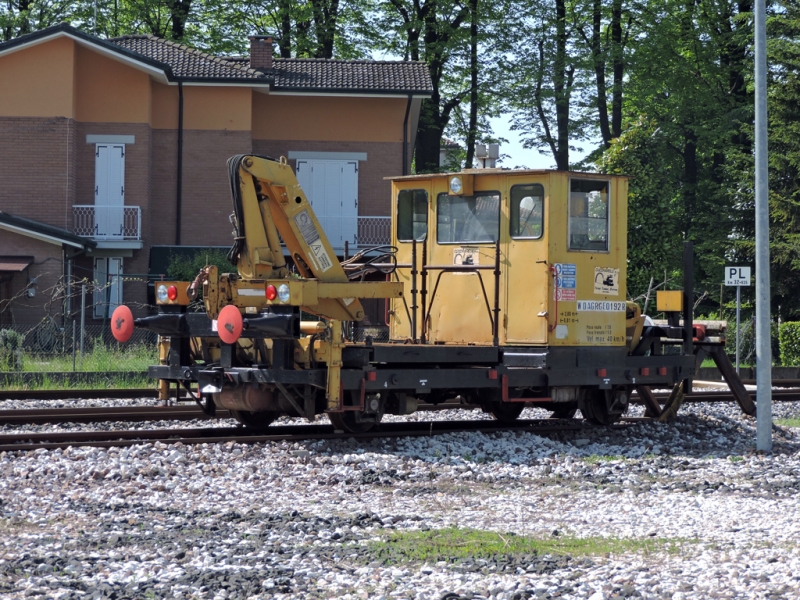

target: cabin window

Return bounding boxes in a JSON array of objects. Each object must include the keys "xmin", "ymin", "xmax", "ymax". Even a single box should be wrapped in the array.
[
  {"xmin": 568, "ymin": 179, "xmax": 609, "ymax": 251},
  {"xmin": 397, "ymin": 189, "xmax": 428, "ymax": 241},
  {"xmin": 510, "ymin": 184, "xmax": 544, "ymax": 239},
  {"xmin": 436, "ymin": 192, "xmax": 500, "ymax": 244}
]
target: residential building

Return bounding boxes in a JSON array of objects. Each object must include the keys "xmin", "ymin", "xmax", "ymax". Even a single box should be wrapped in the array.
[{"xmin": 0, "ymin": 24, "xmax": 431, "ymax": 327}]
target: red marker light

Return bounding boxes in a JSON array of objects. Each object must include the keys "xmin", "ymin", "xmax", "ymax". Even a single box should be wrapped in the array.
[
  {"xmin": 217, "ymin": 305, "xmax": 243, "ymax": 344},
  {"xmin": 111, "ymin": 305, "xmax": 135, "ymax": 343},
  {"xmin": 266, "ymin": 285, "xmax": 277, "ymax": 300},
  {"xmin": 167, "ymin": 285, "xmax": 178, "ymax": 301}
]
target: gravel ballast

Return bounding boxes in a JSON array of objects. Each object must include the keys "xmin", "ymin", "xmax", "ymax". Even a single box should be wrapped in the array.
[{"xmin": 1, "ymin": 398, "xmax": 799, "ymax": 600}]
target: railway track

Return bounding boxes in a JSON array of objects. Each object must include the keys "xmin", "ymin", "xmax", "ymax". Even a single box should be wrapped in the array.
[
  {"xmin": 3, "ymin": 382, "xmax": 800, "ymax": 403},
  {"xmin": 2, "ymin": 389, "xmax": 799, "ymax": 427},
  {"xmin": 0, "ymin": 418, "xmax": 638, "ymax": 452}
]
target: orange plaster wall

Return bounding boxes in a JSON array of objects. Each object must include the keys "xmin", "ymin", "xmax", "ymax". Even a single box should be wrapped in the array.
[
  {"xmin": 75, "ymin": 45, "xmax": 150, "ymax": 123},
  {"xmin": 182, "ymin": 87, "xmax": 251, "ymax": 130},
  {"xmin": 0, "ymin": 37, "xmax": 75, "ymax": 117},
  {"xmin": 151, "ymin": 83, "xmax": 179, "ymax": 129},
  {"xmin": 252, "ymin": 94, "xmax": 405, "ymax": 142}
]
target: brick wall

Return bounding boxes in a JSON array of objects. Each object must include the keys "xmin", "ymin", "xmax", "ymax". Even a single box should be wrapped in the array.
[
  {"xmin": 180, "ymin": 130, "xmax": 252, "ymax": 246},
  {"xmin": 151, "ymin": 129, "xmax": 178, "ymax": 245},
  {"xmin": 0, "ymin": 117, "xmax": 75, "ymax": 229},
  {"xmin": 252, "ymin": 139, "xmax": 403, "ymax": 217}
]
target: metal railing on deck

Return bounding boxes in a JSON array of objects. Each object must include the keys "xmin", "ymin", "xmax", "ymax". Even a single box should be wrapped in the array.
[
  {"xmin": 73, "ymin": 205, "xmax": 141, "ymax": 240},
  {"xmin": 357, "ymin": 216, "xmax": 391, "ymax": 246}
]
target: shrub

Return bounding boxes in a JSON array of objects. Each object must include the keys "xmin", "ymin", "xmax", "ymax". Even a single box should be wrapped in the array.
[
  {"xmin": 0, "ymin": 329, "xmax": 24, "ymax": 371},
  {"xmin": 167, "ymin": 248, "xmax": 234, "ymax": 282},
  {"xmin": 779, "ymin": 322, "xmax": 800, "ymax": 366}
]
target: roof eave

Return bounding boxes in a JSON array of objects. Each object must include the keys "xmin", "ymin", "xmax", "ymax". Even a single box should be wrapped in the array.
[
  {"xmin": 0, "ymin": 24, "xmax": 175, "ymax": 83},
  {"xmin": 269, "ymin": 88, "xmax": 433, "ymax": 97}
]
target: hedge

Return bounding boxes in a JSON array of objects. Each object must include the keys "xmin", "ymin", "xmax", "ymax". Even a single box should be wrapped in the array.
[{"xmin": 779, "ymin": 322, "xmax": 800, "ymax": 367}]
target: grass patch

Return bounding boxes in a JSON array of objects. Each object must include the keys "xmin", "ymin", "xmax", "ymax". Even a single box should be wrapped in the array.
[
  {"xmin": 366, "ymin": 527, "xmax": 691, "ymax": 565},
  {"xmin": 775, "ymin": 417, "xmax": 800, "ymax": 428},
  {"xmin": 22, "ymin": 341, "xmax": 157, "ymax": 373},
  {"xmin": 3, "ymin": 373, "xmax": 153, "ymax": 391}
]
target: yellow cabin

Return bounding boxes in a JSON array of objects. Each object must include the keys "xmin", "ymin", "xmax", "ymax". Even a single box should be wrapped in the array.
[{"xmin": 388, "ymin": 169, "xmax": 629, "ymax": 348}]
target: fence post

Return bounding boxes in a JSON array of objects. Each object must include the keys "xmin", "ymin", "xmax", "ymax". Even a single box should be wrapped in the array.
[
  {"xmin": 72, "ymin": 319, "xmax": 76, "ymax": 372},
  {"xmin": 80, "ymin": 284, "xmax": 86, "ymax": 368}
]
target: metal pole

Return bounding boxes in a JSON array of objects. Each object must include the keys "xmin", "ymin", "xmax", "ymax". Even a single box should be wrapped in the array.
[
  {"xmin": 72, "ymin": 319, "xmax": 76, "ymax": 372},
  {"xmin": 736, "ymin": 284, "xmax": 741, "ymax": 375},
  {"xmin": 755, "ymin": 0, "xmax": 772, "ymax": 451},
  {"xmin": 80, "ymin": 284, "xmax": 86, "ymax": 368}
]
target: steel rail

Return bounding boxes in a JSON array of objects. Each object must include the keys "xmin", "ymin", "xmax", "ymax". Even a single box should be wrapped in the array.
[
  {"xmin": 0, "ymin": 405, "xmax": 231, "ymax": 425},
  {"xmin": 0, "ymin": 418, "xmax": 637, "ymax": 453},
  {"xmin": 3, "ymin": 383, "xmax": 800, "ymax": 403}
]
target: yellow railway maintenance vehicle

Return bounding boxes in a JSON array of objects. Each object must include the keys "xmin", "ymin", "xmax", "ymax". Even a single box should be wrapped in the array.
[{"xmin": 112, "ymin": 155, "xmax": 754, "ymax": 433}]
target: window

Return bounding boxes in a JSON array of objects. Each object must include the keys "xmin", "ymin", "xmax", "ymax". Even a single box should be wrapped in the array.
[
  {"xmin": 295, "ymin": 159, "xmax": 358, "ymax": 248},
  {"xmin": 436, "ymin": 192, "xmax": 500, "ymax": 244},
  {"xmin": 397, "ymin": 189, "xmax": 428, "ymax": 241},
  {"xmin": 510, "ymin": 184, "xmax": 544, "ymax": 239},
  {"xmin": 569, "ymin": 179, "xmax": 609, "ymax": 251},
  {"xmin": 94, "ymin": 144, "xmax": 125, "ymax": 238}
]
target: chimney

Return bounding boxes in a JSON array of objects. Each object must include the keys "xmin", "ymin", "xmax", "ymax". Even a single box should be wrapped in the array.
[{"xmin": 249, "ymin": 36, "xmax": 274, "ymax": 71}]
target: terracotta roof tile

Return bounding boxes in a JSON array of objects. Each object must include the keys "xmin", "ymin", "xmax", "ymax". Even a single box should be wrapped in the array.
[
  {"xmin": 110, "ymin": 35, "xmax": 265, "ymax": 80},
  {"xmin": 226, "ymin": 56, "xmax": 432, "ymax": 93}
]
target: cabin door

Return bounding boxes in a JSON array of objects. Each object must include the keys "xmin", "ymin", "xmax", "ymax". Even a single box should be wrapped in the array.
[
  {"xmin": 504, "ymin": 181, "xmax": 549, "ymax": 345},
  {"xmin": 425, "ymin": 178, "xmax": 501, "ymax": 345},
  {"xmin": 390, "ymin": 184, "xmax": 431, "ymax": 341}
]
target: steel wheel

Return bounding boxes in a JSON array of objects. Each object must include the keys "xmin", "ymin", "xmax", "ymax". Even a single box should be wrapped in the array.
[
  {"xmin": 579, "ymin": 389, "xmax": 628, "ymax": 426},
  {"xmin": 489, "ymin": 402, "xmax": 525, "ymax": 422},
  {"xmin": 230, "ymin": 410, "xmax": 279, "ymax": 429},
  {"xmin": 328, "ymin": 410, "xmax": 381, "ymax": 433}
]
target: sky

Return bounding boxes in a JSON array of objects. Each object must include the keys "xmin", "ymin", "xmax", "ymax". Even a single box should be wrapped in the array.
[
  {"xmin": 488, "ymin": 115, "xmax": 554, "ymax": 170},
  {"xmin": 488, "ymin": 115, "xmax": 595, "ymax": 170}
]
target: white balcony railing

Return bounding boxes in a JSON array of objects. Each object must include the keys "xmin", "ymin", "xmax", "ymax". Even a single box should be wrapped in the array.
[
  {"xmin": 73, "ymin": 205, "xmax": 141, "ymax": 240},
  {"xmin": 357, "ymin": 216, "xmax": 391, "ymax": 247}
]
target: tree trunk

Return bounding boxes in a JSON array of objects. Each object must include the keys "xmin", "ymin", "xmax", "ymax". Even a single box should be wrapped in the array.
[
  {"xmin": 464, "ymin": 0, "xmax": 479, "ymax": 168},
  {"xmin": 553, "ymin": 0, "xmax": 571, "ymax": 170},
  {"xmin": 415, "ymin": 98, "xmax": 446, "ymax": 173}
]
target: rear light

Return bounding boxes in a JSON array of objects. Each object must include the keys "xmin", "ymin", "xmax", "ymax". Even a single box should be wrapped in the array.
[
  {"xmin": 278, "ymin": 284, "xmax": 291, "ymax": 303},
  {"xmin": 640, "ymin": 367, "xmax": 650, "ymax": 376},
  {"xmin": 658, "ymin": 367, "xmax": 668, "ymax": 376},
  {"xmin": 266, "ymin": 285, "xmax": 277, "ymax": 300},
  {"xmin": 597, "ymin": 368, "xmax": 607, "ymax": 378},
  {"xmin": 167, "ymin": 285, "xmax": 178, "ymax": 301}
]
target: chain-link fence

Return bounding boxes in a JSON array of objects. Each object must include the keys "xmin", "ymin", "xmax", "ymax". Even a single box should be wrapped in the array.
[{"xmin": 0, "ymin": 318, "xmax": 156, "ymax": 359}]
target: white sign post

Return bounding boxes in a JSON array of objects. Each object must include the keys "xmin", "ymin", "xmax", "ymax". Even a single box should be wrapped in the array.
[{"xmin": 725, "ymin": 266, "xmax": 752, "ymax": 374}]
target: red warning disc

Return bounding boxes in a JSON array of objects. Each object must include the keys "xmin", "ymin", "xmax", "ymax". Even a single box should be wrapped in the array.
[
  {"xmin": 218, "ymin": 305, "xmax": 243, "ymax": 344},
  {"xmin": 111, "ymin": 305, "xmax": 134, "ymax": 343}
]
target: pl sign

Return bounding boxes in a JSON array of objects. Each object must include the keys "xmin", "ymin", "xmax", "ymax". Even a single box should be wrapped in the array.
[{"xmin": 725, "ymin": 266, "xmax": 751, "ymax": 287}]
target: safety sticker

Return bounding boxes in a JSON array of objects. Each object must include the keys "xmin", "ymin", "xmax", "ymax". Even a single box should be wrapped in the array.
[
  {"xmin": 556, "ymin": 275, "xmax": 576, "ymax": 289},
  {"xmin": 555, "ymin": 288, "xmax": 576, "ymax": 301},
  {"xmin": 554, "ymin": 263, "xmax": 576, "ymax": 276},
  {"xmin": 453, "ymin": 247, "xmax": 480, "ymax": 265},
  {"xmin": 294, "ymin": 210, "xmax": 320, "ymax": 245},
  {"xmin": 577, "ymin": 300, "xmax": 625, "ymax": 312},
  {"xmin": 308, "ymin": 238, "xmax": 333, "ymax": 272},
  {"xmin": 593, "ymin": 267, "xmax": 619, "ymax": 295}
]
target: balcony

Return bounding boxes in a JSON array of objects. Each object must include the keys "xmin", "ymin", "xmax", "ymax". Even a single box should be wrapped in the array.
[
  {"xmin": 73, "ymin": 205, "xmax": 142, "ymax": 249},
  {"xmin": 356, "ymin": 216, "xmax": 391, "ymax": 247}
]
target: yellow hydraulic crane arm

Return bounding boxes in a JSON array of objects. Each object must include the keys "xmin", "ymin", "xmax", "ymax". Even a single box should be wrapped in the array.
[{"xmin": 217, "ymin": 154, "xmax": 401, "ymax": 322}]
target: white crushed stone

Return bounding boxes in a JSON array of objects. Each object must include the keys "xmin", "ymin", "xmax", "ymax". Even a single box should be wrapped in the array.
[{"xmin": 0, "ymin": 394, "xmax": 798, "ymax": 599}]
